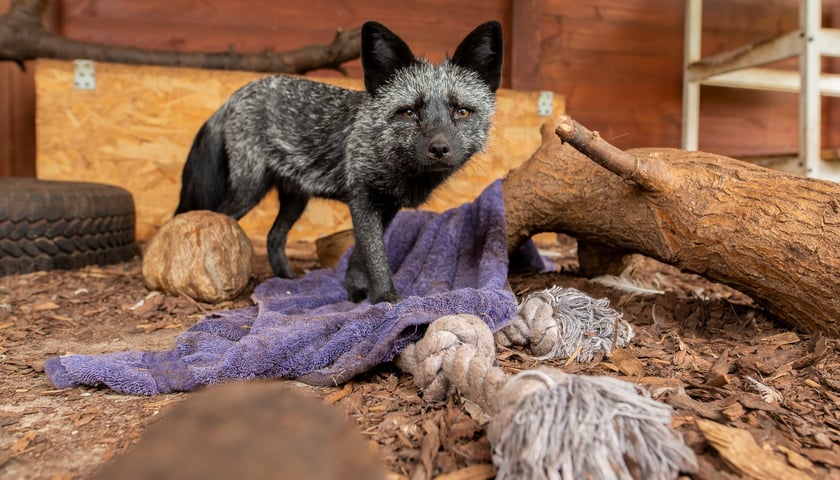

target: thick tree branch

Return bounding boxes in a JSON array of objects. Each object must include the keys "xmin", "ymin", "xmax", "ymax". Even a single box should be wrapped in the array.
[
  {"xmin": 502, "ymin": 114, "xmax": 840, "ymax": 336},
  {"xmin": 0, "ymin": 0, "xmax": 361, "ymax": 73}
]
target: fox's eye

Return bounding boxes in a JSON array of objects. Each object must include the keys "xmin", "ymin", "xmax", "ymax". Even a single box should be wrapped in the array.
[
  {"xmin": 454, "ymin": 107, "xmax": 472, "ymax": 119},
  {"xmin": 398, "ymin": 108, "xmax": 418, "ymax": 119}
]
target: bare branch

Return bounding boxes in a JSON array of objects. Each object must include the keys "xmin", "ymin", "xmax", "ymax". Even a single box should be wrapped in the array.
[
  {"xmin": 0, "ymin": 0, "xmax": 361, "ymax": 74},
  {"xmin": 554, "ymin": 114, "xmax": 669, "ymax": 192}
]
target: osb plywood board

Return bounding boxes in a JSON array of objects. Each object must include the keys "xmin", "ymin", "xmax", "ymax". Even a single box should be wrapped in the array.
[{"xmin": 35, "ymin": 59, "xmax": 564, "ymax": 242}]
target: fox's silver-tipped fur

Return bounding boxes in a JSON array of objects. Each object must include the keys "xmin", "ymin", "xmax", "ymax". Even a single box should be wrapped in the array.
[{"xmin": 176, "ymin": 20, "xmax": 503, "ymax": 304}]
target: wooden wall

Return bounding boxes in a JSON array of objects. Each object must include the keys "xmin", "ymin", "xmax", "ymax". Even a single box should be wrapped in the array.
[
  {"xmin": 56, "ymin": 0, "xmax": 514, "ymax": 80},
  {"xmin": 0, "ymin": 60, "xmax": 35, "ymax": 176},
  {"xmin": 1, "ymin": 0, "xmax": 839, "ymax": 176},
  {"xmin": 35, "ymin": 60, "xmax": 563, "ymax": 242},
  {"xmin": 1, "ymin": 0, "xmax": 512, "ymax": 177},
  {"xmin": 513, "ymin": 0, "xmax": 840, "ymax": 156}
]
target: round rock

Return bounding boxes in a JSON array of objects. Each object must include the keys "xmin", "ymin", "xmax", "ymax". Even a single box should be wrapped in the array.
[{"xmin": 142, "ymin": 210, "xmax": 254, "ymax": 303}]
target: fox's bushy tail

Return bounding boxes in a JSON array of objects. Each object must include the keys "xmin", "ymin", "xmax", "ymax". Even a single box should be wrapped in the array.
[{"xmin": 175, "ymin": 119, "xmax": 230, "ymax": 215}]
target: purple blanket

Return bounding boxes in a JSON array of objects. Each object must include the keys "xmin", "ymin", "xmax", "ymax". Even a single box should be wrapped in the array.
[{"xmin": 45, "ymin": 180, "xmax": 540, "ymax": 394}]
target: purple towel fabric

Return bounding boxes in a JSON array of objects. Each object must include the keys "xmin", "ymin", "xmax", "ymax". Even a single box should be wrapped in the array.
[{"xmin": 45, "ymin": 180, "xmax": 541, "ymax": 394}]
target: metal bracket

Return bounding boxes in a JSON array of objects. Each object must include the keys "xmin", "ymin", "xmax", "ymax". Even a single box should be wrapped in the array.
[
  {"xmin": 73, "ymin": 60, "xmax": 96, "ymax": 90},
  {"xmin": 537, "ymin": 91, "xmax": 553, "ymax": 116}
]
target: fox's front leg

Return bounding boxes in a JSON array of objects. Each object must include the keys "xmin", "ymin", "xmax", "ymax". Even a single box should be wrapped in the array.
[{"xmin": 345, "ymin": 199, "xmax": 399, "ymax": 304}]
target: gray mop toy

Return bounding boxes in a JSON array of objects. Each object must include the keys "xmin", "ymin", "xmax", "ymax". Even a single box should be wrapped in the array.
[{"xmin": 398, "ymin": 287, "xmax": 697, "ymax": 480}]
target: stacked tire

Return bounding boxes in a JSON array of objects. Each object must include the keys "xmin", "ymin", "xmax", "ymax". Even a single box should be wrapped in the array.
[{"xmin": 0, "ymin": 178, "xmax": 137, "ymax": 275}]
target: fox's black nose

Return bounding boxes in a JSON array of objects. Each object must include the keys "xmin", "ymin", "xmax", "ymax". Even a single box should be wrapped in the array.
[{"xmin": 428, "ymin": 140, "xmax": 451, "ymax": 159}]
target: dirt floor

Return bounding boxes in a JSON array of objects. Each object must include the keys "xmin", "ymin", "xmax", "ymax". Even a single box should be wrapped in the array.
[{"xmin": 1, "ymin": 235, "xmax": 839, "ymax": 479}]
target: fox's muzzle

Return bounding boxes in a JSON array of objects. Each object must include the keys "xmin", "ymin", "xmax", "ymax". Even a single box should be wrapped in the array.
[
  {"xmin": 427, "ymin": 138, "xmax": 451, "ymax": 160},
  {"xmin": 419, "ymin": 132, "xmax": 460, "ymax": 170}
]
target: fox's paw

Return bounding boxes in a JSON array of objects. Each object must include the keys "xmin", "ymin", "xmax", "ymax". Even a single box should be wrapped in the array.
[
  {"xmin": 369, "ymin": 290, "xmax": 401, "ymax": 305},
  {"xmin": 369, "ymin": 290, "xmax": 402, "ymax": 304},
  {"xmin": 344, "ymin": 271, "xmax": 369, "ymax": 303},
  {"xmin": 347, "ymin": 286, "xmax": 369, "ymax": 303},
  {"xmin": 269, "ymin": 253, "xmax": 296, "ymax": 279}
]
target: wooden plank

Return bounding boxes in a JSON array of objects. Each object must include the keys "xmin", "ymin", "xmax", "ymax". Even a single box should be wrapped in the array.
[
  {"xmin": 0, "ymin": 0, "xmax": 11, "ymax": 176},
  {"xmin": 510, "ymin": 0, "xmax": 542, "ymax": 91},
  {"xmin": 61, "ymin": 0, "xmax": 509, "ymax": 33},
  {"xmin": 686, "ymin": 30, "xmax": 803, "ymax": 82},
  {"xmin": 682, "ymin": 0, "xmax": 702, "ymax": 150},
  {"xmin": 716, "ymin": 107, "xmax": 802, "ymax": 158},
  {"xmin": 0, "ymin": 61, "xmax": 36, "ymax": 178},
  {"xmin": 696, "ymin": 0, "xmax": 802, "ymax": 49},
  {"xmin": 10, "ymin": 61, "xmax": 36, "ymax": 177},
  {"xmin": 34, "ymin": 59, "xmax": 563, "ymax": 242},
  {"xmin": 0, "ymin": 0, "xmax": 56, "ymax": 177},
  {"xmin": 534, "ymin": 0, "xmax": 684, "ymax": 151},
  {"xmin": 0, "ymin": 63, "xmax": 11, "ymax": 176},
  {"xmin": 819, "ymin": 28, "xmax": 840, "ymax": 57},
  {"xmin": 700, "ymin": 67, "xmax": 840, "ymax": 97},
  {"xmin": 58, "ymin": 0, "xmax": 513, "ymax": 86},
  {"xmin": 0, "ymin": 0, "xmax": 37, "ymax": 177},
  {"xmin": 801, "ymin": 0, "xmax": 833, "ymax": 180}
]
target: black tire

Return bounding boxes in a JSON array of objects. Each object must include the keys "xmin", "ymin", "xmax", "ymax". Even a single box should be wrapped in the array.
[{"xmin": 0, "ymin": 178, "xmax": 137, "ymax": 276}]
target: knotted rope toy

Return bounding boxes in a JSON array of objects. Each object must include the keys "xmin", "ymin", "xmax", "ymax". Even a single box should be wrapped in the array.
[
  {"xmin": 496, "ymin": 285, "xmax": 634, "ymax": 361},
  {"xmin": 397, "ymin": 287, "xmax": 697, "ymax": 480}
]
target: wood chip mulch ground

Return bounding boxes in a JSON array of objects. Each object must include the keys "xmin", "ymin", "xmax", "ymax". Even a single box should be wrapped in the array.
[{"xmin": 1, "ymin": 236, "xmax": 839, "ymax": 479}]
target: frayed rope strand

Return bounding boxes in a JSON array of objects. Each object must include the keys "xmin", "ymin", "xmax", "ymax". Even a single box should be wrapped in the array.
[
  {"xmin": 496, "ymin": 286, "xmax": 634, "ymax": 361},
  {"xmin": 492, "ymin": 370, "xmax": 697, "ymax": 480}
]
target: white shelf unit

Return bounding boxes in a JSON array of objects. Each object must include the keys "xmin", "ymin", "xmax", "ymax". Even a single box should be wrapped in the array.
[{"xmin": 682, "ymin": 0, "xmax": 840, "ymax": 181}]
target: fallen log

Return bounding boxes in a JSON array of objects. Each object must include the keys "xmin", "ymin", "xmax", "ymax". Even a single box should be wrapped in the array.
[{"xmin": 502, "ymin": 114, "xmax": 840, "ymax": 336}]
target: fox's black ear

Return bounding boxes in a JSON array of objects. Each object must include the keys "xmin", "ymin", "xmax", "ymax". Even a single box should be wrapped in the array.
[
  {"xmin": 451, "ymin": 21, "xmax": 504, "ymax": 92},
  {"xmin": 361, "ymin": 21, "xmax": 416, "ymax": 93}
]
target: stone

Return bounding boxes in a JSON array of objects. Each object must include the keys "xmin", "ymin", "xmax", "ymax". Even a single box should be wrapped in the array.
[{"xmin": 142, "ymin": 210, "xmax": 253, "ymax": 303}]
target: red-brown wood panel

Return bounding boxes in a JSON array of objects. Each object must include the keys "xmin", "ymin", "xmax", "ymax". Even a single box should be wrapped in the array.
[
  {"xmin": 0, "ymin": 60, "xmax": 36, "ymax": 179},
  {"xmin": 9, "ymin": 62, "xmax": 37, "ymax": 177},
  {"xmin": 518, "ymin": 0, "xmax": 839, "ymax": 155},
  {"xmin": 0, "ymin": 0, "xmax": 55, "ymax": 177},
  {"xmin": 1, "ymin": 0, "xmax": 512, "ymax": 177},
  {"xmin": 511, "ymin": 0, "xmax": 542, "ymax": 92},
  {"xmin": 58, "ymin": 0, "xmax": 514, "ymax": 81},
  {"xmin": 0, "ymin": 63, "xmax": 10, "ymax": 176},
  {"xmin": 3, "ymin": 0, "xmax": 838, "ymax": 177},
  {"xmin": 533, "ymin": 0, "xmax": 685, "ymax": 149}
]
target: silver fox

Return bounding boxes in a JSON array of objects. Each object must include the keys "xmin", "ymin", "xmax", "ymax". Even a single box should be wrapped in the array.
[{"xmin": 175, "ymin": 21, "xmax": 503, "ymax": 304}]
